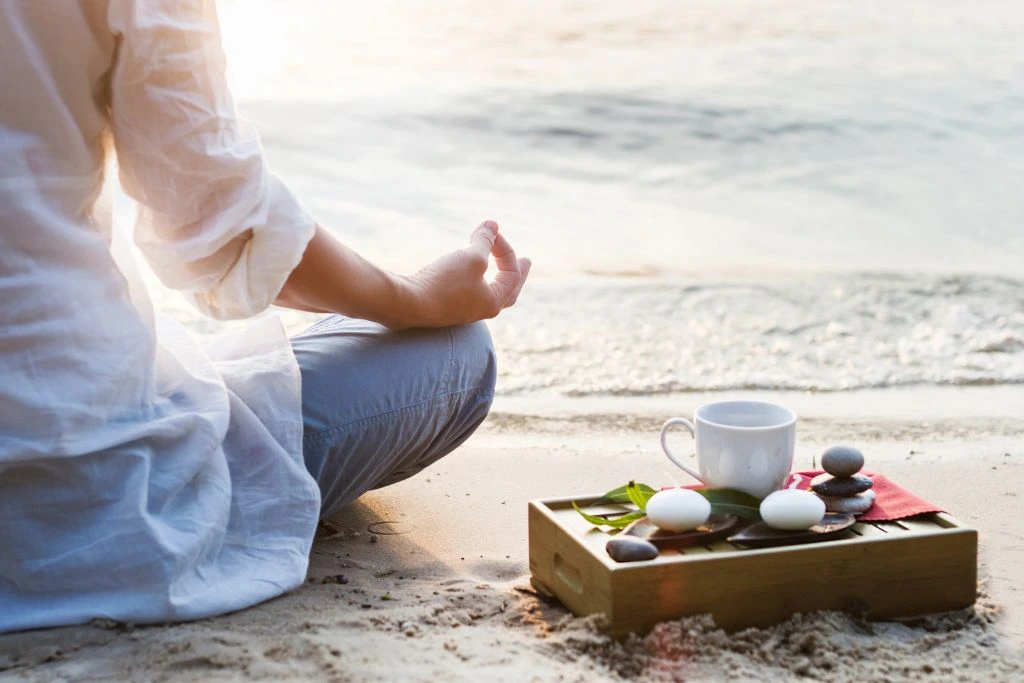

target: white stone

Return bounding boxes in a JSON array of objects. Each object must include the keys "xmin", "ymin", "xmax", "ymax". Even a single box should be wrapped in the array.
[
  {"xmin": 760, "ymin": 489, "xmax": 826, "ymax": 530},
  {"xmin": 645, "ymin": 488, "xmax": 711, "ymax": 533}
]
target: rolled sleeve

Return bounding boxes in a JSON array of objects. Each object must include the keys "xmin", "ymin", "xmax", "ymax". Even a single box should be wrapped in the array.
[{"xmin": 108, "ymin": 0, "xmax": 315, "ymax": 320}]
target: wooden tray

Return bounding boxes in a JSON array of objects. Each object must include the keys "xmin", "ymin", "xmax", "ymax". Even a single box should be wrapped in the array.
[{"xmin": 528, "ymin": 494, "xmax": 977, "ymax": 639}]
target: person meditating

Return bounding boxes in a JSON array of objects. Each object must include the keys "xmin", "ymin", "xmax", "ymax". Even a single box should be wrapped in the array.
[{"xmin": 0, "ymin": 1, "xmax": 530, "ymax": 633}]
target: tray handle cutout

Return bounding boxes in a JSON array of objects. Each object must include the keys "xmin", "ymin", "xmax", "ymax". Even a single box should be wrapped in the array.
[{"xmin": 553, "ymin": 553, "xmax": 583, "ymax": 594}]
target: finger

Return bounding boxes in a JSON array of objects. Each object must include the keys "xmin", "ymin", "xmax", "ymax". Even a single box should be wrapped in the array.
[
  {"xmin": 467, "ymin": 220, "xmax": 499, "ymax": 262},
  {"xmin": 489, "ymin": 267, "xmax": 521, "ymax": 310},
  {"xmin": 490, "ymin": 232, "xmax": 519, "ymax": 274},
  {"xmin": 507, "ymin": 256, "xmax": 532, "ymax": 306}
]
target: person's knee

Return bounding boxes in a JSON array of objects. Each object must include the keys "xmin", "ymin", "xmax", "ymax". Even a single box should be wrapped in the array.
[
  {"xmin": 450, "ymin": 320, "xmax": 497, "ymax": 397},
  {"xmin": 371, "ymin": 322, "xmax": 495, "ymax": 492}
]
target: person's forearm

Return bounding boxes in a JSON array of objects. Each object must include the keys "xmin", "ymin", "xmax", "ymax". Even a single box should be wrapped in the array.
[
  {"xmin": 277, "ymin": 220, "xmax": 530, "ymax": 330},
  {"xmin": 275, "ymin": 225, "xmax": 415, "ymax": 328}
]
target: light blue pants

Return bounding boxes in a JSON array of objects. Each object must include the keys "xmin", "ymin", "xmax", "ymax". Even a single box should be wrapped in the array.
[{"xmin": 291, "ymin": 316, "xmax": 496, "ymax": 518}]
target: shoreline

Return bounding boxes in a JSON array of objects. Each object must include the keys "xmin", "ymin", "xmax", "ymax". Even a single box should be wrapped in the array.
[{"xmin": 3, "ymin": 386, "xmax": 1022, "ymax": 680}]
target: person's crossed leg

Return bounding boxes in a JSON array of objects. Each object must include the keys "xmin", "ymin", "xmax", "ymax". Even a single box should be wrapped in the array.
[{"xmin": 292, "ymin": 316, "xmax": 496, "ymax": 518}]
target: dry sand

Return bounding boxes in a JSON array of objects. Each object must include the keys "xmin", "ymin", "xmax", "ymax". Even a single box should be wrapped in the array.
[{"xmin": 2, "ymin": 386, "xmax": 1023, "ymax": 682}]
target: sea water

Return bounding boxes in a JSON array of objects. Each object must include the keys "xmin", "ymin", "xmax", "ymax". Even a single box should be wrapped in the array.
[{"xmin": 150, "ymin": 0, "xmax": 1024, "ymax": 396}]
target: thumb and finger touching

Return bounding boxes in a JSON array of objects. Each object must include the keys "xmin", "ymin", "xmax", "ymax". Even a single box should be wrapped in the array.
[
  {"xmin": 465, "ymin": 220, "xmax": 531, "ymax": 314},
  {"xmin": 488, "ymin": 232, "xmax": 519, "ymax": 306},
  {"xmin": 489, "ymin": 230, "xmax": 532, "ymax": 310}
]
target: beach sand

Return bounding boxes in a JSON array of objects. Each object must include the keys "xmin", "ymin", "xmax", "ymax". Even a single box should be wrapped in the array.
[{"xmin": 3, "ymin": 386, "xmax": 1022, "ymax": 681}]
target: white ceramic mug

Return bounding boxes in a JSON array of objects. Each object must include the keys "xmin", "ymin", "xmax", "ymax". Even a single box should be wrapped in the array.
[{"xmin": 660, "ymin": 400, "xmax": 797, "ymax": 499}]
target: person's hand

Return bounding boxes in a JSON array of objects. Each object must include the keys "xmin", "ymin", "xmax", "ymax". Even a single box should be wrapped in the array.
[{"xmin": 399, "ymin": 220, "xmax": 531, "ymax": 328}]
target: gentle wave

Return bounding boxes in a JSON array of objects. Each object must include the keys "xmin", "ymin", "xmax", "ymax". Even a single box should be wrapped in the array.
[{"xmin": 486, "ymin": 274, "xmax": 1024, "ymax": 396}]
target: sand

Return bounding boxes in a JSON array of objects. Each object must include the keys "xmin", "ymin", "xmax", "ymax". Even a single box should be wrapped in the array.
[{"xmin": 2, "ymin": 386, "xmax": 1023, "ymax": 682}]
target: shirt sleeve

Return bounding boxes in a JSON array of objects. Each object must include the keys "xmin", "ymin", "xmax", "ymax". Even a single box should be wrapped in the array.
[{"xmin": 107, "ymin": 0, "xmax": 315, "ymax": 320}]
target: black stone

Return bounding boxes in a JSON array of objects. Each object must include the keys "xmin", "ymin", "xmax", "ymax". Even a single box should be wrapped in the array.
[
  {"xmin": 606, "ymin": 536, "xmax": 659, "ymax": 563},
  {"xmin": 811, "ymin": 473, "xmax": 873, "ymax": 496},
  {"xmin": 821, "ymin": 446, "xmax": 865, "ymax": 478},
  {"xmin": 819, "ymin": 489, "xmax": 876, "ymax": 514}
]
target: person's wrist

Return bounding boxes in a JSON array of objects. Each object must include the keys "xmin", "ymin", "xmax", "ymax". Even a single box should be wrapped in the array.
[{"xmin": 383, "ymin": 273, "xmax": 427, "ymax": 330}]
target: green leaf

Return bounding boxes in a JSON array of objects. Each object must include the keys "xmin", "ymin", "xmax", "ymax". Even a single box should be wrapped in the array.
[
  {"xmin": 593, "ymin": 482, "xmax": 657, "ymax": 506},
  {"xmin": 574, "ymin": 483, "xmax": 761, "ymax": 531},
  {"xmin": 694, "ymin": 488, "xmax": 763, "ymax": 520},
  {"xmin": 625, "ymin": 480, "xmax": 654, "ymax": 511},
  {"xmin": 571, "ymin": 501, "xmax": 647, "ymax": 529}
]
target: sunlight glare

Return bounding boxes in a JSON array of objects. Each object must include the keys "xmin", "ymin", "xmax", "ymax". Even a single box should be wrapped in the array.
[{"xmin": 218, "ymin": 0, "xmax": 293, "ymax": 98}]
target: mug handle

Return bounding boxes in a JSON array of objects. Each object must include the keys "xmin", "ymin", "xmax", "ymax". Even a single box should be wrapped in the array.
[{"xmin": 660, "ymin": 417, "xmax": 704, "ymax": 484}]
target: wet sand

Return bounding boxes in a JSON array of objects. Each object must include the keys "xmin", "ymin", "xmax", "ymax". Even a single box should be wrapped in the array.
[{"xmin": 2, "ymin": 386, "xmax": 1022, "ymax": 681}]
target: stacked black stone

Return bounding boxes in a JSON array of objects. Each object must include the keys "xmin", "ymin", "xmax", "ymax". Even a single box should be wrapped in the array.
[{"xmin": 811, "ymin": 446, "xmax": 875, "ymax": 514}]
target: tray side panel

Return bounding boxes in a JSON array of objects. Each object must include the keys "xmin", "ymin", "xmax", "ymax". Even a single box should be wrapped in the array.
[
  {"xmin": 606, "ymin": 528, "xmax": 977, "ymax": 638},
  {"xmin": 529, "ymin": 501, "xmax": 614, "ymax": 619}
]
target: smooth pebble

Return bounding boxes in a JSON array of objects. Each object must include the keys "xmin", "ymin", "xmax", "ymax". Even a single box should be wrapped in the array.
[
  {"xmin": 645, "ymin": 488, "xmax": 711, "ymax": 533},
  {"xmin": 821, "ymin": 446, "xmax": 865, "ymax": 478},
  {"xmin": 760, "ymin": 489, "xmax": 826, "ymax": 531},
  {"xmin": 811, "ymin": 473, "xmax": 873, "ymax": 497},
  {"xmin": 818, "ymin": 489, "xmax": 876, "ymax": 514},
  {"xmin": 606, "ymin": 536, "xmax": 659, "ymax": 563}
]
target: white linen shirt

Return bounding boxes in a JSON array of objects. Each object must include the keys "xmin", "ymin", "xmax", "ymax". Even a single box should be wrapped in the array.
[{"xmin": 0, "ymin": 0, "xmax": 321, "ymax": 632}]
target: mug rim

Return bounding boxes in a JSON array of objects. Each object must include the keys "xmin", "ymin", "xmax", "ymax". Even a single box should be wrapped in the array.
[{"xmin": 695, "ymin": 400, "xmax": 797, "ymax": 431}]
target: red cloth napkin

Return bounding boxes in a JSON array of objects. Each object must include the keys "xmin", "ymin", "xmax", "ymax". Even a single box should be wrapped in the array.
[{"xmin": 786, "ymin": 470, "xmax": 943, "ymax": 522}]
